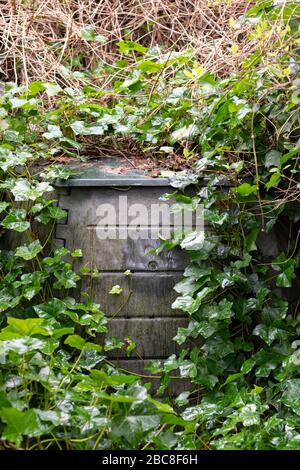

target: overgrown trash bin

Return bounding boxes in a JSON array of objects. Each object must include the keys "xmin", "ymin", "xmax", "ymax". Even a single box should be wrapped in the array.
[{"xmin": 54, "ymin": 159, "xmax": 192, "ymax": 393}]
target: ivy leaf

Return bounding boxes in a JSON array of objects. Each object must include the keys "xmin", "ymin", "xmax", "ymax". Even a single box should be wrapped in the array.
[
  {"xmin": 276, "ymin": 260, "xmax": 295, "ymax": 288},
  {"xmin": 42, "ymin": 124, "xmax": 63, "ymax": 139},
  {"xmin": 15, "ymin": 240, "xmax": 43, "ymax": 260},
  {"xmin": 117, "ymin": 41, "xmax": 147, "ymax": 54},
  {"xmin": 254, "ymin": 349, "xmax": 283, "ymax": 378},
  {"xmin": 137, "ymin": 60, "xmax": 164, "ymax": 73},
  {"xmin": 168, "ymin": 171, "xmax": 199, "ymax": 189},
  {"xmin": 149, "ymin": 399, "xmax": 174, "ymax": 414},
  {"xmin": 0, "ymin": 318, "xmax": 49, "ymax": 339},
  {"xmin": 276, "ymin": 271, "xmax": 294, "ymax": 288},
  {"xmin": 265, "ymin": 150, "xmax": 281, "ymax": 168},
  {"xmin": 252, "ymin": 324, "xmax": 289, "ymax": 346},
  {"xmin": 195, "ymin": 370, "xmax": 219, "ymax": 389},
  {"xmin": 44, "ymin": 83, "xmax": 62, "ymax": 97},
  {"xmin": 124, "ymin": 336, "xmax": 136, "ymax": 357},
  {"xmin": 210, "ymin": 299, "xmax": 234, "ymax": 320},
  {"xmin": 64, "ymin": 334, "xmax": 101, "ymax": 351},
  {"xmin": 28, "ymin": 81, "xmax": 45, "ymax": 95},
  {"xmin": 280, "ymin": 140, "xmax": 300, "ymax": 166},
  {"xmin": 179, "ymin": 361, "xmax": 198, "ymax": 378},
  {"xmin": 172, "ymin": 287, "xmax": 212, "ymax": 314},
  {"xmin": 0, "ymin": 391, "xmax": 11, "ymax": 408},
  {"xmin": 104, "ymin": 336, "xmax": 124, "ymax": 351},
  {"xmin": 71, "ymin": 249, "xmax": 83, "ymax": 258},
  {"xmin": 222, "ymin": 359, "xmax": 255, "ymax": 387},
  {"xmin": 111, "ymin": 415, "xmax": 160, "ymax": 447},
  {"xmin": 174, "ymin": 277, "xmax": 198, "ymax": 295},
  {"xmin": 64, "ymin": 334, "xmax": 86, "ymax": 350},
  {"xmin": 35, "ymin": 205, "xmax": 67, "ymax": 224},
  {"xmin": 0, "ymin": 408, "xmax": 39, "ymax": 447},
  {"xmin": 70, "ymin": 120, "xmax": 105, "ymax": 136},
  {"xmin": 0, "ymin": 202, "xmax": 10, "ymax": 213},
  {"xmin": 265, "ymin": 172, "xmax": 281, "ymax": 191},
  {"xmin": 180, "ymin": 231, "xmax": 205, "ymax": 251},
  {"xmin": 10, "ymin": 98, "xmax": 28, "ymax": 109},
  {"xmin": 2, "ymin": 337, "xmax": 45, "ymax": 354},
  {"xmin": 173, "ymin": 325, "xmax": 195, "ymax": 345},
  {"xmin": 80, "ymin": 26, "xmax": 107, "ymax": 43},
  {"xmin": 2, "ymin": 209, "xmax": 30, "ymax": 232},
  {"xmin": 239, "ymin": 404, "xmax": 261, "ymax": 427},
  {"xmin": 233, "ymin": 183, "xmax": 257, "ymax": 197},
  {"xmin": 272, "ymin": 255, "xmax": 295, "ymax": 288},
  {"xmin": 195, "ymin": 320, "xmax": 220, "ymax": 338},
  {"xmin": 170, "ymin": 125, "xmax": 197, "ymax": 142},
  {"xmin": 0, "ymin": 149, "xmax": 31, "ymax": 171},
  {"xmin": 231, "ymin": 253, "xmax": 252, "ymax": 269},
  {"xmin": 109, "ymin": 285, "xmax": 123, "ymax": 295},
  {"xmin": 244, "ymin": 228, "xmax": 259, "ymax": 252},
  {"xmin": 251, "ymin": 385, "xmax": 264, "ymax": 395},
  {"xmin": 52, "ymin": 327, "xmax": 74, "ymax": 339},
  {"xmin": 282, "ymin": 379, "xmax": 300, "ymax": 415},
  {"xmin": 42, "ymin": 165, "xmax": 77, "ymax": 181},
  {"xmin": 11, "ymin": 180, "xmax": 53, "ymax": 202},
  {"xmin": 53, "ymin": 270, "xmax": 80, "ymax": 289},
  {"xmin": 175, "ymin": 391, "xmax": 190, "ymax": 406},
  {"xmin": 202, "ymin": 333, "xmax": 234, "ymax": 358}
]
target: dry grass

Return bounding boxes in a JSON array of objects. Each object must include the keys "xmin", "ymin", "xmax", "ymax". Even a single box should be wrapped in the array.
[{"xmin": 0, "ymin": 0, "xmax": 254, "ymax": 86}]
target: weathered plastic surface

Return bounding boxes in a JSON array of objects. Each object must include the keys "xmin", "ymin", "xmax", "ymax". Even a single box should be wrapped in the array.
[
  {"xmin": 102, "ymin": 318, "xmax": 187, "ymax": 358},
  {"xmin": 55, "ymin": 168, "xmax": 190, "ymax": 394},
  {"xmin": 80, "ymin": 273, "xmax": 183, "ymax": 317}
]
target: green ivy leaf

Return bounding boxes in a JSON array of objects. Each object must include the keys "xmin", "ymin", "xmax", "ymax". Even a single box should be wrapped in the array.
[
  {"xmin": 42, "ymin": 124, "xmax": 63, "ymax": 139},
  {"xmin": 10, "ymin": 98, "xmax": 28, "ymax": 109},
  {"xmin": 109, "ymin": 285, "xmax": 123, "ymax": 295},
  {"xmin": 233, "ymin": 183, "xmax": 257, "ymax": 197},
  {"xmin": 111, "ymin": 414, "xmax": 160, "ymax": 447},
  {"xmin": 170, "ymin": 125, "xmax": 198, "ymax": 142},
  {"xmin": 265, "ymin": 150, "xmax": 281, "ymax": 168},
  {"xmin": 64, "ymin": 334, "xmax": 86, "ymax": 350},
  {"xmin": 0, "ymin": 318, "xmax": 49, "ymax": 339},
  {"xmin": 10, "ymin": 180, "xmax": 53, "ymax": 202},
  {"xmin": 15, "ymin": 240, "xmax": 43, "ymax": 260},
  {"xmin": 124, "ymin": 336, "xmax": 136, "ymax": 357},
  {"xmin": 53, "ymin": 270, "xmax": 80, "ymax": 289},
  {"xmin": 272, "ymin": 255, "xmax": 295, "ymax": 288},
  {"xmin": 282, "ymin": 380, "xmax": 300, "ymax": 415},
  {"xmin": 179, "ymin": 361, "xmax": 198, "ymax": 378},
  {"xmin": 0, "ymin": 408, "xmax": 39, "ymax": 447},
  {"xmin": 252, "ymin": 324, "xmax": 289, "ymax": 346},
  {"xmin": 2, "ymin": 208, "xmax": 30, "ymax": 232},
  {"xmin": 70, "ymin": 120, "xmax": 106, "ymax": 136},
  {"xmin": 80, "ymin": 26, "xmax": 107, "ymax": 42},
  {"xmin": 0, "ymin": 202, "xmax": 10, "ymax": 213},
  {"xmin": 265, "ymin": 172, "xmax": 281, "ymax": 191},
  {"xmin": 64, "ymin": 334, "xmax": 101, "ymax": 351},
  {"xmin": 137, "ymin": 60, "xmax": 164, "ymax": 73},
  {"xmin": 44, "ymin": 83, "xmax": 62, "ymax": 97},
  {"xmin": 35, "ymin": 205, "xmax": 67, "ymax": 224},
  {"xmin": 28, "ymin": 81, "xmax": 45, "ymax": 95},
  {"xmin": 71, "ymin": 249, "xmax": 83, "ymax": 258},
  {"xmin": 117, "ymin": 41, "xmax": 147, "ymax": 54}
]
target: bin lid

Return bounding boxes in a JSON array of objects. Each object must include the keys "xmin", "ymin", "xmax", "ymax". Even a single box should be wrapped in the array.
[{"xmin": 54, "ymin": 157, "xmax": 171, "ymax": 187}]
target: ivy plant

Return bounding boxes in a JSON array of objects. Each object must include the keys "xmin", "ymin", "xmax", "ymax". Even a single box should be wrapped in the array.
[{"xmin": 0, "ymin": 0, "xmax": 299, "ymax": 450}]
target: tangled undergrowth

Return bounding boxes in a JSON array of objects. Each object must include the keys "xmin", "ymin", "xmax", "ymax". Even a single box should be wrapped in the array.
[
  {"xmin": 0, "ymin": 0, "xmax": 300, "ymax": 450},
  {"xmin": 1, "ymin": 0, "xmax": 253, "ymax": 85}
]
